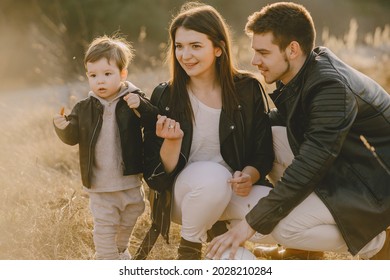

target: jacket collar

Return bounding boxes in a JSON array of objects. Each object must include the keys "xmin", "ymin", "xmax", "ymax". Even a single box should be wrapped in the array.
[
  {"xmin": 88, "ymin": 81, "xmax": 140, "ymax": 104},
  {"xmin": 270, "ymin": 50, "xmax": 315, "ymax": 106}
]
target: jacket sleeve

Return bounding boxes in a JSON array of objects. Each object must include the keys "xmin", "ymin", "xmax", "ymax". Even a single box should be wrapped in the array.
[
  {"xmin": 246, "ymin": 80, "xmax": 358, "ymax": 234},
  {"xmin": 142, "ymin": 83, "xmax": 187, "ymax": 193},
  {"xmin": 53, "ymin": 103, "xmax": 81, "ymax": 146},
  {"xmin": 137, "ymin": 95, "xmax": 159, "ymax": 127}
]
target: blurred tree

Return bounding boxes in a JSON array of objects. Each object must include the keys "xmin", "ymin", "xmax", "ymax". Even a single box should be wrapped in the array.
[{"xmin": 0, "ymin": 0, "xmax": 389, "ymax": 89}]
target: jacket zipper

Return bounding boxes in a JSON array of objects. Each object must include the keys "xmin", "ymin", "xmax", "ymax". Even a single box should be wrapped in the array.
[
  {"xmin": 148, "ymin": 152, "xmax": 188, "ymax": 182},
  {"xmin": 231, "ymin": 107, "xmax": 245, "ymax": 168},
  {"xmin": 87, "ymin": 113, "xmax": 102, "ymax": 185},
  {"xmin": 238, "ymin": 107, "xmax": 245, "ymax": 165}
]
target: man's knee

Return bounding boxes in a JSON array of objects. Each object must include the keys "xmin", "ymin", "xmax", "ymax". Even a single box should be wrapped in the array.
[
  {"xmin": 268, "ymin": 126, "xmax": 293, "ymax": 185},
  {"xmin": 270, "ymin": 220, "xmax": 302, "ymax": 247},
  {"xmin": 271, "ymin": 126, "xmax": 293, "ymax": 166}
]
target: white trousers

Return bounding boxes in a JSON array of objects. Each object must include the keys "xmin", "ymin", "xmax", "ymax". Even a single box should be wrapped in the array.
[
  {"xmin": 172, "ymin": 161, "xmax": 272, "ymax": 243},
  {"xmin": 172, "ymin": 127, "xmax": 385, "ymax": 258}
]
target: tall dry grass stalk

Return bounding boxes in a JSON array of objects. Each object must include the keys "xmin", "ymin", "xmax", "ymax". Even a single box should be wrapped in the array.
[{"xmin": 322, "ymin": 19, "xmax": 390, "ymax": 91}]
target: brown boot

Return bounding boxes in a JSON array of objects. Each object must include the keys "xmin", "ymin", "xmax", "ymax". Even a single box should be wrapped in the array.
[
  {"xmin": 177, "ymin": 238, "xmax": 202, "ymax": 260},
  {"xmin": 253, "ymin": 245, "xmax": 324, "ymax": 260},
  {"xmin": 207, "ymin": 221, "xmax": 228, "ymax": 242},
  {"xmin": 370, "ymin": 229, "xmax": 390, "ymax": 260}
]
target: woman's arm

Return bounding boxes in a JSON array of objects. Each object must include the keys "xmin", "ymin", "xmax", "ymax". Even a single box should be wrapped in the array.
[
  {"xmin": 156, "ymin": 115, "xmax": 184, "ymax": 173},
  {"xmin": 143, "ymin": 84, "xmax": 187, "ymax": 192}
]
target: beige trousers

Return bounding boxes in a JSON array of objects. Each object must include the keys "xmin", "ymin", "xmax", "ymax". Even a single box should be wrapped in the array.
[
  {"xmin": 259, "ymin": 126, "xmax": 385, "ymax": 258},
  {"xmin": 89, "ymin": 187, "xmax": 145, "ymax": 259}
]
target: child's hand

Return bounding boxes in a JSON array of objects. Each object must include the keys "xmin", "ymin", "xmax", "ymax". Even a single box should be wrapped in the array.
[
  {"xmin": 124, "ymin": 93, "xmax": 140, "ymax": 109},
  {"xmin": 53, "ymin": 107, "xmax": 69, "ymax": 129}
]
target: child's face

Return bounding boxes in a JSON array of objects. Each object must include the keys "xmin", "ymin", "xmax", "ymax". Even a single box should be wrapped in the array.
[{"xmin": 86, "ymin": 58, "xmax": 127, "ymax": 101}]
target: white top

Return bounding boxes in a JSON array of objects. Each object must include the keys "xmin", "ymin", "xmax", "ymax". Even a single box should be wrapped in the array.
[{"xmin": 188, "ymin": 91, "xmax": 232, "ymax": 172}]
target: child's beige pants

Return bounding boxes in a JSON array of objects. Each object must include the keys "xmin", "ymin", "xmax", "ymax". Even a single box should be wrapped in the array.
[{"xmin": 89, "ymin": 187, "xmax": 145, "ymax": 260}]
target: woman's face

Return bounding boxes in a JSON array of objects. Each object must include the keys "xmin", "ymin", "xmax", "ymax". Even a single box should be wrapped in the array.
[{"xmin": 174, "ymin": 27, "xmax": 221, "ymax": 80}]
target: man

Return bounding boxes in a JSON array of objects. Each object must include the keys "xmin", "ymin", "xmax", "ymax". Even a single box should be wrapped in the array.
[{"xmin": 206, "ymin": 2, "xmax": 390, "ymax": 260}]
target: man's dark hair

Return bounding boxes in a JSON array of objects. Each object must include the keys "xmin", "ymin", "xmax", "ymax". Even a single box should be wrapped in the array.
[{"xmin": 245, "ymin": 2, "xmax": 316, "ymax": 55}]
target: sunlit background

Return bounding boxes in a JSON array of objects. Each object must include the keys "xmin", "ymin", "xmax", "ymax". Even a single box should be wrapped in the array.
[
  {"xmin": 1, "ymin": 0, "xmax": 389, "ymax": 91},
  {"xmin": 0, "ymin": 0, "xmax": 389, "ymax": 260}
]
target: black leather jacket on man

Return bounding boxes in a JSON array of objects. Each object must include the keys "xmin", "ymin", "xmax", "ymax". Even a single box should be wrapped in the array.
[
  {"xmin": 54, "ymin": 90, "xmax": 157, "ymax": 188},
  {"xmin": 143, "ymin": 73, "xmax": 274, "ymax": 241},
  {"xmin": 246, "ymin": 47, "xmax": 390, "ymax": 255}
]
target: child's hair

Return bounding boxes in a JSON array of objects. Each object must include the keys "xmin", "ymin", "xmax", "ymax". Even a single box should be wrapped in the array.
[{"xmin": 84, "ymin": 34, "xmax": 134, "ymax": 71}]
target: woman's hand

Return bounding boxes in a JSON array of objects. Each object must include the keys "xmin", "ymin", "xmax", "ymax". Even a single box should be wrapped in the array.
[
  {"xmin": 156, "ymin": 115, "xmax": 184, "ymax": 140},
  {"xmin": 228, "ymin": 171, "xmax": 252, "ymax": 197},
  {"xmin": 157, "ymin": 115, "xmax": 184, "ymax": 173}
]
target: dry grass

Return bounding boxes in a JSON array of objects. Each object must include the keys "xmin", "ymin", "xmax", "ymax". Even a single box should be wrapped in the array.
[
  {"xmin": 0, "ymin": 107, "xmax": 92, "ymax": 259},
  {"xmin": 0, "ymin": 21, "xmax": 388, "ymax": 260},
  {"xmin": 0, "ymin": 103, "xmax": 359, "ymax": 260}
]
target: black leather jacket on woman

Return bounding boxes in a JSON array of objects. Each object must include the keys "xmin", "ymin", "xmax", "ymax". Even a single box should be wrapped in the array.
[
  {"xmin": 54, "ymin": 90, "xmax": 157, "ymax": 188},
  {"xmin": 143, "ymin": 73, "xmax": 274, "ymax": 240},
  {"xmin": 246, "ymin": 47, "xmax": 390, "ymax": 255}
]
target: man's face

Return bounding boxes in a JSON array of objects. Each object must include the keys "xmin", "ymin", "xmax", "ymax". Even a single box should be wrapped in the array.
[{"xmin": 251, "ymin": 32, "xmax": 293, "ymax": 85}]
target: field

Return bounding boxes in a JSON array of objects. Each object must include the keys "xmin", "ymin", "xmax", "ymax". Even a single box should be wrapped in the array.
[{"xmin": 0, "ymin": 23, "xmax": 389, "ymax": 260}]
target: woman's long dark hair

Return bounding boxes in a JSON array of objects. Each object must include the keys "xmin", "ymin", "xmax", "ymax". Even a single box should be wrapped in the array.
[{"xmin": 166, "ymin": 2, "xmax": 240, "ymax": 121}]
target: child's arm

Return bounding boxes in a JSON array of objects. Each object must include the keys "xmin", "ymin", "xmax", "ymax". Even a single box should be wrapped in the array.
[
  {"xmin": 53, "ymin": 107, "xmax": 70, "ymax": 129},
  {"xmin": 123, "ymin": 92, "xmax": 141, "ymax": 117},
  {"xmin": 53, "ymin": 106, "xmax": 80, "ymax": 145},
  {"xmin": 124, "ymin": 92, "xmax": 159, "ymax": 125}
]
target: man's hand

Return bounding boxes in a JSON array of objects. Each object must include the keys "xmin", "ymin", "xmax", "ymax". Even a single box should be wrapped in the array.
[{"xmin": 206, "ymin": 220, "xmax": 255, "ymax": 260}]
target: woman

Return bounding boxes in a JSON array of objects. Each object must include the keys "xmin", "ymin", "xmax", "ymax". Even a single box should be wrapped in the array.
[{"xmin": 143, "ymin": 2, "xmax": 274, "ymax": 260}]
